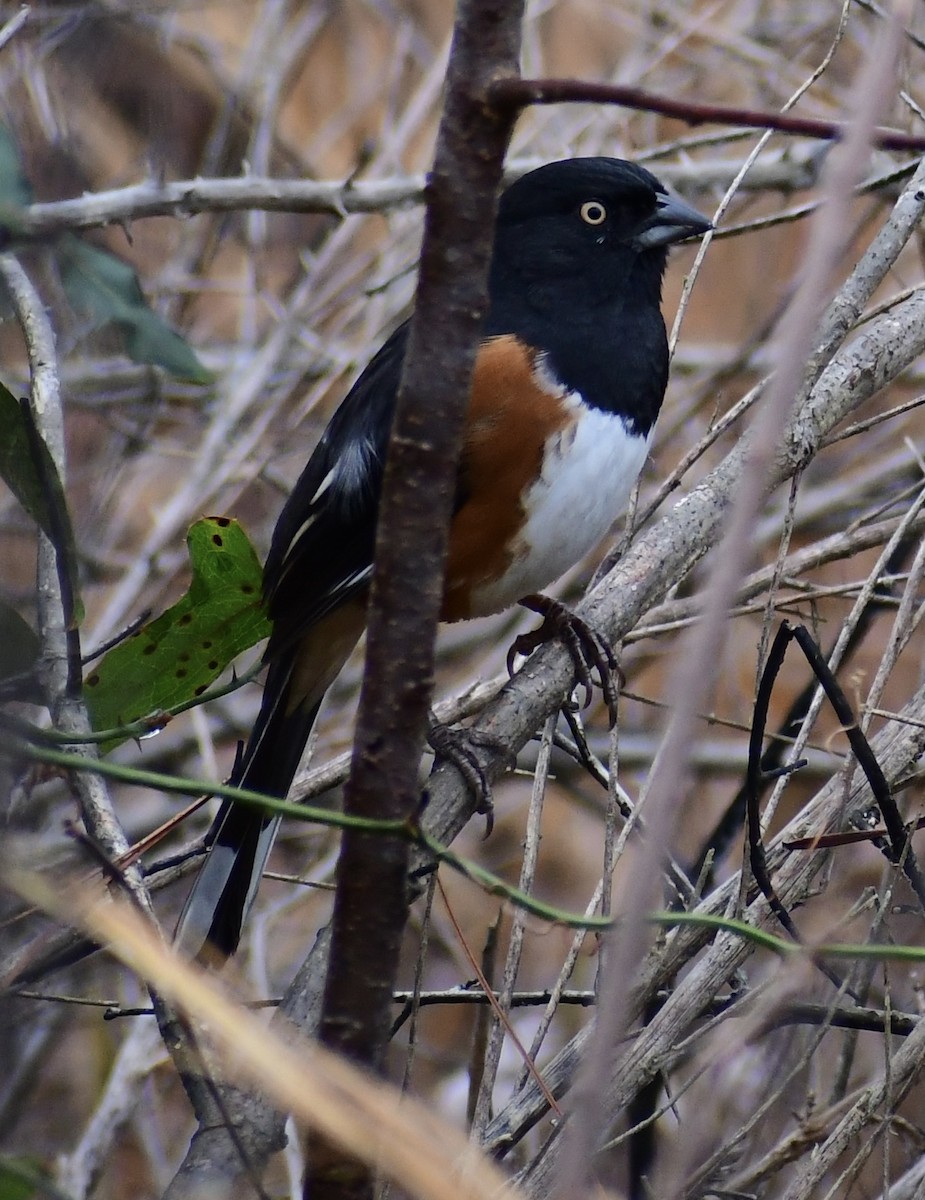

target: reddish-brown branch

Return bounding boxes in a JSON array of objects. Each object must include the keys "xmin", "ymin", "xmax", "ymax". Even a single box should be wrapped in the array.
[
  {"xmin": 489, "ymin": 77, "xmax": 925, "ymax": 152},
  {"xmin": 306, "ymin": 2, "xmax": 524, "ymax": 1199}
]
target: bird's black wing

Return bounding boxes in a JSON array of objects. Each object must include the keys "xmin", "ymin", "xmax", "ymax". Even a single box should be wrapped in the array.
[{"xmin": 261, "ymin": 320, "xmax": 410, "ymax": 661}]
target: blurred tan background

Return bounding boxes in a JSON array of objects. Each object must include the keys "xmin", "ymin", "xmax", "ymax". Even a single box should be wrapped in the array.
[{"xmin": 3, "ymin": 1, "xmax": 925, "ymax": 1196}]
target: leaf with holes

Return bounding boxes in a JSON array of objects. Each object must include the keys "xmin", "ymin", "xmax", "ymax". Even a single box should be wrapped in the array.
[
  {"xmin": 57, "ymin": 236, "xmax": 213, "ymax": 383},
  {"xmin": 85, "ymin": 517, "xmax": 270, "ymax": 751}
]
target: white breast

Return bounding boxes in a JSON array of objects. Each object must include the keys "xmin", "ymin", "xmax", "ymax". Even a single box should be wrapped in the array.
[{"xmin": 470, "ymin": 397, "xmax": 651, "ymax": 616}]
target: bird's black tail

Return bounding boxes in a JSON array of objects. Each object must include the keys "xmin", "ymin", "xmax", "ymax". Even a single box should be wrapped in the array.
[{"xmin": 174, "ymin": 656, "xmax": 321, "ymax": 961}]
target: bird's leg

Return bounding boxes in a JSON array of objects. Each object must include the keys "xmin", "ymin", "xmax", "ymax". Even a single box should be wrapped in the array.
[{"xmin": 507, "ymin": 593, "xmax": 622, "ymax": 724}]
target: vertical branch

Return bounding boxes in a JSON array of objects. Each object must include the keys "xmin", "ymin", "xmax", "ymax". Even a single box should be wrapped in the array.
[
  {"xmin": 471, "ymin": 713, "xmax": 557, "ymax": 1135},
  {"xmin": 308, "ymin": 2, "xmax": 524, "ymax": 1196},
  {"xmin": 0, "ymin": 253, "xmax": 142, "ymax": 887}
]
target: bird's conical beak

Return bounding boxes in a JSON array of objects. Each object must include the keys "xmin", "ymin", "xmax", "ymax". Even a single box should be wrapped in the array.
[{"xmin": 634, "ymin": 191, "xmax": 713, "ymax": 249}]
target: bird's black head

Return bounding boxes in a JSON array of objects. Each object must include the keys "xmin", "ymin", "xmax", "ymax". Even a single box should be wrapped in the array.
[
  {"xmin": 486, "ymin": 157, "xmax": 710, "ymax": 429},
  {"xmin": 490, "ymin": 156, "xmax": 710, "ymax": 317}
]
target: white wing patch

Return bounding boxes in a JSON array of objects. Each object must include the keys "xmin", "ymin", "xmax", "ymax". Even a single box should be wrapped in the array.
[
  {"xmin": 309, "ymin": 467, "xmax": 337, "ymax": 505},
  {"xmin": 471, "ymin": 396, "xmax": 651, "ymax": 616}
]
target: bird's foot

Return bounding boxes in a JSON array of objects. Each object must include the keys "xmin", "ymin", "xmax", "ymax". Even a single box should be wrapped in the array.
[
  {"xmin": 427, "ymin": 718, "xmax": 512, "ymax": 834},
  {"xmin": 507, "ymin": 593, "xmax": 622, "ymax": 725}
]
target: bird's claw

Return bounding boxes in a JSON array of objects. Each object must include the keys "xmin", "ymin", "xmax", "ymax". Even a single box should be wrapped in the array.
[
  {"xmin": 428, "ymin": 719, "xmax": 512, "ymax": 835},
  {"xmin": 507, "ymin": 593, "xmax": 622, "ymax": 726}
]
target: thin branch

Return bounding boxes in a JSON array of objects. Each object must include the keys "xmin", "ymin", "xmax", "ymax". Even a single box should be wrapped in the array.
[
  {"xmin": 56, "ymin": 1019, "xmax": 166, "ymax": 1199},
  {"xmin": 471, "ymin": 714, "xmax": 556, "ymax": 1136},
  {"xmin": 0, "ymin": 4, "xmax": 28, "ymax": 53},
  {"xmin": 488, "ymin": 77, "xmax": 925, "ymax": 152},
  {"xmin": 8, "ymin": 151, "xmax": 828, "ymax": 238}
]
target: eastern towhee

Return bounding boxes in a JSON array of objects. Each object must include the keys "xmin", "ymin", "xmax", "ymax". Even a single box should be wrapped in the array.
[{"xmin": 176, "ymin": 157, "xmax": 712, "ymax": 960}]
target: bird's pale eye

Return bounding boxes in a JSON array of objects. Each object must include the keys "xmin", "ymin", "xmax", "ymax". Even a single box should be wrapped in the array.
[{"xmin": 579, "ymin": 200, "xmax": 608, "ymax": 226}]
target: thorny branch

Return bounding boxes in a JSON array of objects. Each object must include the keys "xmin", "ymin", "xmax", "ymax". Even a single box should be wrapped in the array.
[
  {"xmin": 0, "ymin": 152, "xmax": 823, "ymax": 238},
  {"xmin": 488, "ymin": 76, "xmax": 925, "ymax": 152}
]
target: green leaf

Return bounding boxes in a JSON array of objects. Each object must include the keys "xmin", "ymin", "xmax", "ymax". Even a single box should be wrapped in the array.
[
  {"xmin": 0, "ymin": 382, "xmax": 83, "ymax": 626},
  {"xmin": 0, "ymin": 1155, "xmax": 61, "ymax": 1200},
  {"xmin": 0, "ymin": 380, "xmax": 54, "ymax": 534},
  {"xmin": 57, "ymin": 236, "xmax": 213, "ymax": 383},
  {"xmin": 85, "ymin": 517, "xmax": 270, "ymax": 751},
  {"xmin": 0, "ymin": 126, "xmax": 33, "ymax": 208},
  {"xmin": 0, "ymin": 600, "xmax": 41, "ymax": 702},
  {"xmin": 0, "ymin": 125, "xmax": 34, "ymax": 245}
]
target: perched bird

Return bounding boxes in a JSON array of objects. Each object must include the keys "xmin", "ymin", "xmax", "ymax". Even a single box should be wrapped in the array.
[{"xmin": 176, "ymin": 157, "xmax": 711, "ymax": 960}]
